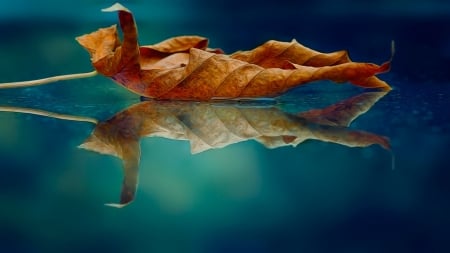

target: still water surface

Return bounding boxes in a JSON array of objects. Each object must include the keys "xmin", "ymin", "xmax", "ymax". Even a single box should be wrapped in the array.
[
  {"xmin": 0, "ymin": 80, "xmax": 448, "ymax": 252},
  {"xmin": 0, "ymin": 1, "xmax": 449, "ymax": 252}
]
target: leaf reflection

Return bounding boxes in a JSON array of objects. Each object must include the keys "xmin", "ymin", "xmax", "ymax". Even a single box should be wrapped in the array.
[{"xmin": 78, "ymin": 91, "xmax": 390, "ymax": 207}]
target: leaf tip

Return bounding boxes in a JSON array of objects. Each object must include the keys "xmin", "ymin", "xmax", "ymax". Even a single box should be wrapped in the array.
[
  {"xmin": 379, "ymin": 85, "xmax": 393, "ymax": 91},
  {"xmin": 390, "ymin": 40, "xmax": 396, "ymax": 61},
  {"xmin": 102, "ymin": 2, "xmax": 130, "ymax": 13},
  {"xmin": 104, "ymin": 202, "xmax": 130, "ymax": 208},
  {"xmin": 377, "ymin": 40, "xmax": 395, "ymax": 75}
]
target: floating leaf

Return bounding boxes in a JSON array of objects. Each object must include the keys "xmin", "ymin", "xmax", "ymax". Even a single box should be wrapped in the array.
[
  {"xmin": 79, "ymin": 91, "xmax": 390, "ymax": 207},
  {"xmin": 1, "ymin": 3, "xmax": 392, "ymax": 99},
  {"xmin": 74, "ymin": 3, "xmax": 391, "ymax": 101}
]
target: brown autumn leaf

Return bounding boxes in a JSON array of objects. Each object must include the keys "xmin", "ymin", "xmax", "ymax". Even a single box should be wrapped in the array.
[
  {"xmin": 79, "ymin": 91, "xmax": 390, "ymax": 207},
  {"xmin": 75, "ymin": 3, "xmax": 391, "ymax": 101}
]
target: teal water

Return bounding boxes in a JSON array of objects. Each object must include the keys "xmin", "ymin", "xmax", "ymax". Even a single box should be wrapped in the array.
[{"xmin": 1, "ymin": 1, "xmax": 449, "ymax": 253}]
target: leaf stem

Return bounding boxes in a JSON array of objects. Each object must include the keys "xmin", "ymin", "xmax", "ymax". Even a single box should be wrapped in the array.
[
  {"xmin": 0, "ymin": 106, "xmax": 98, "ymax": 124},
  {"xmin": 0, "ymin": 70, "xmax": 98, "ymax": 89}
]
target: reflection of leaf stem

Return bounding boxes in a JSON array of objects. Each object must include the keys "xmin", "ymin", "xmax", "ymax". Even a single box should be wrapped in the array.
[
  {"xmin": 0, "ymin": 70, "xmax": 97, "ymax": 89},
  {"xmin": 0, "ymin": 106, "xmax": 98, "ymax": 124}
]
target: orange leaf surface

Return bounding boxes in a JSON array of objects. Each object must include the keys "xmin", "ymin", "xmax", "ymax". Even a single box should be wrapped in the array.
[
  {"xmin": 80, "ymin": 91, "xmax": 390, "ymax": 206},
  {"xmin": 76, "ymin": 3, "xmax": 392, "ymax": 101}
]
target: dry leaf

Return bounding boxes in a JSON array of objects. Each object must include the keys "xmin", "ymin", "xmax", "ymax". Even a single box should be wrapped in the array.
[
  {"xmin": 76, "ymin": 3, "xmax": 391, "ymax": 101},
  {"xmin": 230, "ymin": 39, "xmax": 391, "ymax": 89},
  {"xmin": 80, "ymin": 91, "xmax": 390, "ymax": 206}
]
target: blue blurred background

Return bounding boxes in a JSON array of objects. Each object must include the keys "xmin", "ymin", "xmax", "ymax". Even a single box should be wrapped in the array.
[{"xmin": 0, "ymin": 1, "xmax": 449, "ymax": 253}]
